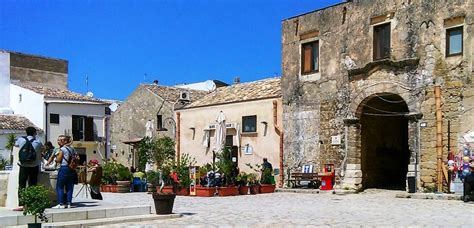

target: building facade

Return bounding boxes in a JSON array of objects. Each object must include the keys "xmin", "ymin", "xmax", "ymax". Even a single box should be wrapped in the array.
[
  {"xmin": 109, "ymin": 83, "xmax": 208, "ymax": 168},
  {"xmin": 178, "ymin": 78, "xmax": 283, "ymax": 185},
  {"xmin": 281, "ymin": 1, "xmax": 473, "ymax": 191}
]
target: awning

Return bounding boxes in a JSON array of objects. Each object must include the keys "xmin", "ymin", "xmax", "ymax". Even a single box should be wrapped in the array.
[{"xmin": 122, "ymin": 137, "xmax": 144, "ymax": 144}]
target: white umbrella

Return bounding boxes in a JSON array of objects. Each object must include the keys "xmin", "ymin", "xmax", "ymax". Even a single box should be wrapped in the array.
[{"xmin": 213, "ymin": 111, "xmax": 226, "ymax": 170}]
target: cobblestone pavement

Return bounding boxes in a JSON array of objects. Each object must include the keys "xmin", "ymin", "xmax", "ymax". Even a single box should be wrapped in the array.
[{"xmin": 94, "ymin": 189, "xmax": 474, "ymax": 227}]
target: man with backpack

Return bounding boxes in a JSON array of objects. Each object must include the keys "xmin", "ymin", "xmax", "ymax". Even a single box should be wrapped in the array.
[{"xmin": 15, "ymin": 126, "xmax": 43, "ymax": 211}]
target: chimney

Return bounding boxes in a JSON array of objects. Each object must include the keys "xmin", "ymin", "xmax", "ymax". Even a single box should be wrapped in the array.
[
  {"xmin": 233, "ymin": 77, "xmax": 240, "ymax": 85},
  {"xmin": 153, "ymin": 80, "xmax": 159, "ymax": 85}
]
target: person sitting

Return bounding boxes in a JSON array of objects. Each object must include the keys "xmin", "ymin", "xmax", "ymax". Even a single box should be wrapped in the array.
[{"xmin": 132, "ymin": 168, "xmax": 146, "ymax": 192}]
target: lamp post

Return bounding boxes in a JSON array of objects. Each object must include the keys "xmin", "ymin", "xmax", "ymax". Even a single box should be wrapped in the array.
[
  {"xmin": 157, "ymin": 117, "xmax": 177, "ymax": 139},
  {"xmin": 157, "ymin": 116, "xmax": 180, "ymax": 163}
]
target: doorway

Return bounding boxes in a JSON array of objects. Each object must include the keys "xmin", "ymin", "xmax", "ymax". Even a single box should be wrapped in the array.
[{"xmin": 359, "ymin": 93, "xmax": 410, "ymax": 190}]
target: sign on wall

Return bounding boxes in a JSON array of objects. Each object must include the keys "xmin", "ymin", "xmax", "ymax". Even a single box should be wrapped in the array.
[
  {"xmin": 331, "ymin": 135, "xmax": 341, "ymax": 145},
  {"xmin": 242, "ymin": 144, "xmax": 253, "ymax": 155}
]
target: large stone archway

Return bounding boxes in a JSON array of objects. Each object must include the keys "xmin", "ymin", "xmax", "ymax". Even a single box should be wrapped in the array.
[{"xmin": 342, "ymin": 81, "xmax": 422, "ymax": 191}]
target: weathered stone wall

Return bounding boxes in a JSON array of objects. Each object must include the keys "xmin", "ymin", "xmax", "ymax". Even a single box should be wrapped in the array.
[
  {"xmin": 9, "ymin": 52, "xmax": 68, "ymax": 89},
  {"xmin": 109, "ymin": 85, "xmax": 174, "ymax": 167},
  {"xmin": 282, "ymin": 0, "xmax": 473, "ymax": 190}
]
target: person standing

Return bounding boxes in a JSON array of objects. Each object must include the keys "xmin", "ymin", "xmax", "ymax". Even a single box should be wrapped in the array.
[
  {"xmin": 87, "ymin": 159, "xmax": 103, "ymax": 200},
  {"xmin": 261, "ymin": 158, "xmax": 274, "ymax": 184},
  {"xmin": 53, "ymin": 135, "xmax": 77, "ymax": 209},
  {"xmin": 14, "ymin": 126, "xmax": 43, "ymax": 211}
]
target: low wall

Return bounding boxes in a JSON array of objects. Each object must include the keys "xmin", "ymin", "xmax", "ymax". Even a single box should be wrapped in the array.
[{"xmin": 0, "ymin": 171, "xmax": 9, "ymax": 206}]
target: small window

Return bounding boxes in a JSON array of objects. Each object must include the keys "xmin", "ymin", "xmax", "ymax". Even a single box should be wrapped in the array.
[
  {"xmin": 50, "ymin": 113, "xmax": 59, "ymax": 124},
  {"xmin": 301, "ymin": 41, "xmax": 319, "ymax": 74},
  {"xmin": 446, "ymin": 26, "xmax": 463, "ymax": 57},
  {"xmin": 373, "ymin": 23, "xmax": 391, "ymax": 60},
  {"xmin": 157, "ymin": 115, "xmax": 163, "ymax": 130},
  {"xmin": 242, "ymin": 115, "xmax": 257, "ymax": 133}
]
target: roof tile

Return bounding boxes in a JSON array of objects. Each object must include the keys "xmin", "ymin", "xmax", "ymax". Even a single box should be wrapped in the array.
[{"xmin": 0, "ymin": 114, "xmax": 41, "ymax": 131}]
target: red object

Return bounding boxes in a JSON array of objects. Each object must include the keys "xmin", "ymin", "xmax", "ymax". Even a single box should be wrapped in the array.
[
  {"xmin": 176, "ymin": 188, "xmax": 189, "ymax": 196},
  {"xmin": 170, "ymin": 172, "xmax": 180, "ymax": 184},
  {"xmin": 195, "ymin": 186, "xmax": 215, "ymax": 197},
  {"xmin": 238, "ymin": 186, "xmax": 249, "ymax": 195},
  {"xmin": 218, "ymin": 186, "xmax": 239, "ymax": 196},
  {"xmin": 259, "ymin": 184, "xmax": 276, "ymax": 193},
  {"xmin": 320, "ymin": 174, "xmax": 333, "ymax": 190},
  {"xmin": 158, "ymin": 186, "xmax": 174, "ymax": 194}
]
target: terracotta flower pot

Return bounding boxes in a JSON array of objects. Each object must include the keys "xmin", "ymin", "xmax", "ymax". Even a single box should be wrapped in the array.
[
  {"xmin": 157, "ymin": 186, "xmax": 174, "ymax": 194},
  {"xmin": 176, "ymin": 187, "xmax": 190, "ymax": 196},
  {"xmin": 259, "ymin": 184, "xmax": 276, "ymax": 193},
  {"xmin": 116, "ymin": 181, "xmax": 130, "ymax": 193},
  {"xmin": 218, "ymin": 186, "xmax": 239, "ymax": 197},
  {"xmin": 238, "ymin": 186, "xmax": 249, "ymax": 195},
  {"xmin": 195, "ymin": 186, "xmax": 215, "ymax": 197},
  {"xmin": 111, "ymin": 185, "xmax": 118, "ymax": 193},
  {"xmin": 249, "ymin": 185, "xmax": 260, "ymax": 194}
]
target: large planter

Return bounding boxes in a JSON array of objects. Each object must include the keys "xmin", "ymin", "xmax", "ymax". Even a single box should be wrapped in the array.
[
  {"xmin": 195, "ymin": 186, "xmax": 215, "ymax": 197},
  {"xmin": 259, "ymin": 184, "xmax": 276, "ymax": 193},
  {"xmin": 218, "ymin": 186, "xmax": 239, "ymax": 197},
  {"xmin": 152, "ymin": 193, "xmax": 176, "ymax": 214},
  {"xmin": 238, "ymin": 186, "xmax": 249, "ymax": 195},
  {"xmin": 157, "ymin": 186, "xmax": 174, "ymax": 194},
  {"xmin": 176, "ymin": 187, "xmax": 189, "ymax": 196},
  {"xmin": 116, "ymin": 181, "xmax": 130, "ymax": 193},
  {"xmin": 27, "ymin": 223, "xmax": 42, "ymax": 228},
  {"xmin": 249, "ymin": 185, "xmax": 260, "ymax": 194},
  {"xmin": 101, "ymin": 184, "xmax": 114, "ymax": 192}
]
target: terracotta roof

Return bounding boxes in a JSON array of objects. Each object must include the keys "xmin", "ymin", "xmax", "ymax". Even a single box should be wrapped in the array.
[
  {"xmin": 184, "ymin": 78, "xmax": 281, "ymax": 108},
  {"xmin": 0, "ymin": 114, "xmax": 41, "ymax": 131},
  {"xmin": 13, "ymin": 83, "xmax": 107, "ymax": 104},
  {"xmin": 142, "ymin": 84, "xmax": 209, "ymax": 102}
]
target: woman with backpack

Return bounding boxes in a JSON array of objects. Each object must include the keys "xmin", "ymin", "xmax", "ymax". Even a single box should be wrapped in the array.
[{"xmin": 52, "ymin": 135, "xmax": 78, "ymax": 209}]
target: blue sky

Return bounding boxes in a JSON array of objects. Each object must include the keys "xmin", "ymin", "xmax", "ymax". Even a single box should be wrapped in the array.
[{"xmin": 1, "ymin": 0, "xmax": 341, "ymax": 100}]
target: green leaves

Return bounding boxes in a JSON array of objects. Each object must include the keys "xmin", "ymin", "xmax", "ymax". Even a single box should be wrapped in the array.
[{"xmin": 19, "ymin": 185, "xmax": 51, "ymax": 223}]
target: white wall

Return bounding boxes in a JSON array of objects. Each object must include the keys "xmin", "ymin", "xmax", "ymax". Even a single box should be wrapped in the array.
[
  {"xmin": 10, "ymin": 84, "xmax": 45, "ymax": 130},
  {"xmin": 47, "ymin": 102, "xmax": 106, "ymax": 142},
  {"xmin": 0, "ymin": 52, "xmax": 11, "ymax": 111}
]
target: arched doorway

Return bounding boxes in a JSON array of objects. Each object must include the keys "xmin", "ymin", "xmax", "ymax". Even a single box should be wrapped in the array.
[{"xmin": 358, "ymin": 93, "xmax": 410, "ymax": 190}]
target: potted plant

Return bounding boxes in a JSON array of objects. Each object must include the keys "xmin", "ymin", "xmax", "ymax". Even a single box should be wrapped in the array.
[
  {"xmin": 195, "ymin": 164, "xmax": 216, "ymax": 197},
  {"xmin": 101, "ymin": 160, "xmax": 119, "ymax": 192},
  {"xmin": 259, "ymin": 163, "xmax": 276, "ymax": 193},
  {"xmin": 19, "ymin": 185, "xmax": 51, "ymax": 228},
  {"xmin": 216, "ymin": 147, "xmax": 238, "ymax": 196},
  {"xmin": 146, "ymin": 170, "xmax": 159, "ymax": 193},
  {"xmin": 173, "ymin": 154, "xmax": 196, "ymax": 196},
  {"xmin": 151, "ymin": 136, "xmax": 176, "ymax": 214},
  {"xmin": 236, "ymin": 172, "xmax": 249, "ymax": 195},
  {"xmin": 116, "ymin": 164, "xmax": 132, "ymax": 193}
]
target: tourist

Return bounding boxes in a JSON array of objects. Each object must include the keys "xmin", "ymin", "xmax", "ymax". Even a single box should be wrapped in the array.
[
  {"xmin": 87, "ymin": 159, "xmax": 103, "ymax": 200},
  {"xmin": 42, "ymin": 141, "xmax": 54, "ymax": 161},
  {"xmin": 261, "ymin": 158, "xmax": 274, "ymax": 184},
  {"xmin": 53, "ymin": 135, "xmax": 77, "ymax": 209},
  {"xmin": 14, "ymin": 126, "xmax": 43, "ymax": 211}
]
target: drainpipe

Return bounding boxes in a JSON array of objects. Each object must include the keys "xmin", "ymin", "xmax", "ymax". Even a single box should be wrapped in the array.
[
  {"xmin": 272, "ymin": 100, "xmax": 284, "ymax": 188},
  {"xmin": 435, "ymin": 86, "xmax": 443, "ymax": 192},
  {"xmin": 176, "ymin": 112, "xmax": 181, "ymax": 164},
  {"xmin": 44, "ymin": 102, "xmax": 49, "ymax": 143}
]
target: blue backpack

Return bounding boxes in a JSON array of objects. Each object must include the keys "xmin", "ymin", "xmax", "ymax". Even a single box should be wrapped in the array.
[{"xmin": 19, "ymin": 137, "xmax": 37, "ymax": 163}]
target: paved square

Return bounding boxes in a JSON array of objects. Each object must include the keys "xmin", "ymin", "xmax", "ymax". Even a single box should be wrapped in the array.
[{"xmin": 93, "ymin": 190, "xmax": 474, "ymax": 227}]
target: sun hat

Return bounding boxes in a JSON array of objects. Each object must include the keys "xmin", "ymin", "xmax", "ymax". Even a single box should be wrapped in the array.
[{"xmin": 89, "ymin": 159, "xmax": 99, "ymax": 165}]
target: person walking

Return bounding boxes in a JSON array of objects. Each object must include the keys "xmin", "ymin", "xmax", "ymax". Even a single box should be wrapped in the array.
[
  {"xmin": 14, "ymin": 126, "xmax": 43, "ymax": 211},
  {"xmin": 53, "ymin": 135, "xmax": 77, "ymax": 209}
]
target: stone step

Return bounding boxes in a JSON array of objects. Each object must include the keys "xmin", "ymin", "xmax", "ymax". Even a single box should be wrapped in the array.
[
  {"xmin": 0, "ymin": 205, "xmax": 151, "ymax": 226},
  {"xmin": 43, "ymin": 214, "xmax": 182, "ymax": 228}
]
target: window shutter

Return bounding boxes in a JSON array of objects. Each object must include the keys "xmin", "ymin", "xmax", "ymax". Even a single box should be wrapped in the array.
[
  {"xmin": 382, "ymin": 24, "xmax": 391, "ymax": 58},
  {"xmin": 303, "ymin": 45, "xmax": 312, "ymax": 73},
  {"xmin": 85, "ymin": 117, "xmax": 94, "ymax": 141}
]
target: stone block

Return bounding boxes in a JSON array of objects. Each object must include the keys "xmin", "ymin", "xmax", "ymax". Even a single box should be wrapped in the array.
[
  {"xmin": 346, "ymin": 164, "xmax": 361, "ymax": 170},
  {"xmin": 345, "ymin": 170, "xmax": 362, "ymax": 178},
  {"xmin": 342, "ymin": 177, "xmax": 362, "ymax": 185},
  {"xmin": 87, "ymin": 208, "xmax": 106, "ymax": 219},
  {"xmin": 52, "ymin": 210, "xmax": 87, "ymax": 222}
]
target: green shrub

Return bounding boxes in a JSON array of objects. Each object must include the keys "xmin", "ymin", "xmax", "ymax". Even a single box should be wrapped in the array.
[
  {"xmin": 236, "ymin": 172, "xmax": 249, "ymax": 186},
  {"xmin": 19, "ymin": 185, "xmax": 51, "ymax": 223},
  {"xmin": 146, "ymin": 170, "xmax": 159, "ymax": 186}
]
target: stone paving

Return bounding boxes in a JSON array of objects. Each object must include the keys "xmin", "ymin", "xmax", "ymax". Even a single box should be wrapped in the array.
[{"xmin": 93, "ymin": 189, "xmax": 474, "ymax": 227}]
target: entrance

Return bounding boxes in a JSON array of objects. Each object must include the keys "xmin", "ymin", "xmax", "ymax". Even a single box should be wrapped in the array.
[{"xmin": 359, "ymin": 93, "xmax": 410, "ymax": 190}]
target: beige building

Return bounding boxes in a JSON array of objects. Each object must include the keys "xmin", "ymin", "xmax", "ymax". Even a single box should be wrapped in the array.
[{"xmin": 177, "ymin": 78, "xmax": 283, "ymax": 185}]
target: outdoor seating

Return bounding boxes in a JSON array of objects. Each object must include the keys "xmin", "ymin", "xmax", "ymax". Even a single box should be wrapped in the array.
[
  {"xmin": 288, "ymin": 165, "xmax": 321, "ymax": 188},
  {"xmin": 132, "ymin": 177, "xmax": 147, "ymax": 192}
]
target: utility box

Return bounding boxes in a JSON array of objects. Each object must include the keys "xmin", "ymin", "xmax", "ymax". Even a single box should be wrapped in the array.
[{"xmin": 320, "ymin": 164, "xmax": 335, "ymax": 190}]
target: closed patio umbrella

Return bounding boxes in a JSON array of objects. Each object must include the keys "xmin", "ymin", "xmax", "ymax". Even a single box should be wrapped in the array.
[{"xmin": 213, "ymin": 111, "xmax": 226, "ymax": 171}]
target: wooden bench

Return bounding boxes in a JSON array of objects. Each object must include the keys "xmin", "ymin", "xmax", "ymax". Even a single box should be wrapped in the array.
[{"xmin": 288, "ymin": 172, "xmax": 321, "ymax": 188}]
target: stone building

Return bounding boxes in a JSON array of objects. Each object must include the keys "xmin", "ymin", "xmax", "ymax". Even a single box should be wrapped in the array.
[
  {"xmin": 281, "ymin": 0, "xmax": 473, "ymax": 191},
  {"xmin": 109, "ymin": 83, "xmax": 209, "ymax": 168}
]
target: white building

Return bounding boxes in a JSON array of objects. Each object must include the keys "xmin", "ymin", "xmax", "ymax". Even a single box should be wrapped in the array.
[
  {"xmin": 0, "ymin": 115, "xmax": 42, "ymax": 162},
  {"xmin": 9, "ymin": 83, "xmax": 110, "ymax": 164}
]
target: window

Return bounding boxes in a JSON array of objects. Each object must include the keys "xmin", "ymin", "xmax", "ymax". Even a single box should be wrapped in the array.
[
  {"xmin": 157, "ymin": 115, "xmax": 163, "ymax": 130},
  {"xmin": 301, "ymin": 41, "xmax": 319, "ymax": 74},
  {"xmin": 373, "ymin": 23, "xmax": 391, "ymax": 60},
  {"xmin": 72, "ymin": 115, "xmax": 94, "ymax": 141},
  {"xmin": 50, "ymin": 113, "xmax": 59, "ymax": 124},
  {"xmin": 242, "ymin": 115, "xmax": 257, "ymax": 133},
  {"xmin": 446, "ymin": 26, "xmax": 463, "ymax": 56}
]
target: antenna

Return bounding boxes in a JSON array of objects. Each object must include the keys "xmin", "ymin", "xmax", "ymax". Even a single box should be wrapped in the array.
[{"xmin": 85, "ymin": 73, "xmax": 89, "ymax": 93}]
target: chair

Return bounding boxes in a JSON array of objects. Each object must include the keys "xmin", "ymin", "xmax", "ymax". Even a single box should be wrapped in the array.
[{"xmin": 132, "ymin": 177, "xmax": 147, "ymax": 192}]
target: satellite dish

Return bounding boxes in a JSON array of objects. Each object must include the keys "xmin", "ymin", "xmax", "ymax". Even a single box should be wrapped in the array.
[
  {"xmin": 86, "ymin": 91, "xmax": 94, "ymax": 97},
  {"xmin": 109, "ymin": 103, "xmax": 119, "ymax": 112},
  {"xmin": 205, "ymin": 80, "xmax": 216, "ymax": 91}
]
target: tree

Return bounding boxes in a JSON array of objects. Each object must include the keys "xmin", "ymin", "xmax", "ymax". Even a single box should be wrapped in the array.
[
  {"xmin": 152, "ymin": 136, "xmax": 175, "ymax": 169},
  {"xmin": 137, "ymin": 137, "xmax": 154, "ymax": 171},
  {"xmin": 5, "ymin": 134, "xmax": 16, "ymax": 165}
]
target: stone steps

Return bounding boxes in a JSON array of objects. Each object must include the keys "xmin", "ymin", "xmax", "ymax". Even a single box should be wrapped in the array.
[
  {"xmin": 43, "ymin": 214, "xmax": 182, "ymax": 228},
  {"xmin": 1, "ymin": 205, "xmax": 152, "ymax": 226}
]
